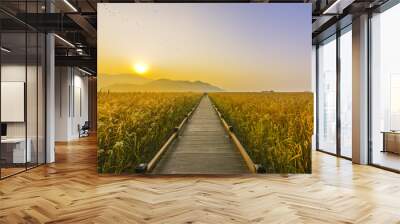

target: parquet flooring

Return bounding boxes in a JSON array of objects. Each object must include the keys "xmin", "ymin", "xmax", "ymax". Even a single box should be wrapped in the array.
[
  {"xmin": 0, "ymin": 136, "xmax": 400, "ymax": 223},
  {"xmin": 153, "ymin": 96, "xmax": 249, "ymax": 174},
  {"xmin": 0, "ymin": 167, "xmax": 26, "ymax": 178}
]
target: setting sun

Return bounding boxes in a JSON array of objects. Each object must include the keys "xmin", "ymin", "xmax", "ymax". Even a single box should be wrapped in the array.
[{"xmin": 133, "ymin": 63, "xmax": 148, "ymax": 75}]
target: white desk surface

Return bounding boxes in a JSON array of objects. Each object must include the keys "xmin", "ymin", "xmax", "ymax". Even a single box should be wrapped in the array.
[
  {"xmin": 1, "ymin": 138, "xmax": 28, "ymax": 143},
  {"xmin": 1, "ymin": 138, "xmax": 32, "ymax": 163}
]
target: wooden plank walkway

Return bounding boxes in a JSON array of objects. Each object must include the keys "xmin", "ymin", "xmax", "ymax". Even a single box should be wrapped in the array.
[{"xmin": 152, "ymin": 96, "xmax": 250, "ymax": 174}]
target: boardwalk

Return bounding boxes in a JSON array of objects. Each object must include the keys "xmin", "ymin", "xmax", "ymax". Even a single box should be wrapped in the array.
[{"xmin": 152, "ymin": 96, "xmax": 250, "ymax": 174}]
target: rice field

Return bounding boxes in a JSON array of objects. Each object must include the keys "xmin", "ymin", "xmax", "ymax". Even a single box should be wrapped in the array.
[
  {"xmin": 209, "ymin": 92, "xmax": 313, "ymax": 173},
  {"xmin": 98, "ymin": 91, "xmax": 313, "ymax": 174},
  {"xmin": 97, "ymin": 92, "xmax": 202, "ymax": 173}
]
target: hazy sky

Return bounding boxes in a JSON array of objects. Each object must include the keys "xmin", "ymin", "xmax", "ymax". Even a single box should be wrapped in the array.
[{"xmin": 98, "ymin": 4, "xmax": 311, "ymax": 92}]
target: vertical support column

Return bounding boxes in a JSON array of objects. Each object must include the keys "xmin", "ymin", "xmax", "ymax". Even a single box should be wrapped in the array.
[
  {"xmin": 352, "ymin": 14, "xmax": 369, "ymax": 164},
  {"xmin": 46, "ymin": 34, "xmax": 55, "ymax": 163},
  {"xmin": 46, "ymin": 0, "xmax": 55, "ymax": 163}
]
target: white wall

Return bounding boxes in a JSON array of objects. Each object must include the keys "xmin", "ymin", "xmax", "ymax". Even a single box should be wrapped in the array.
[
  {"xmin": 55, "ymin": 67, "xmax": 89, "ymax": 141},
  {"xmin": 55, "ymin": 67, "xmax": 69, "ymax": 141},
  {"xmin": 1, "ymin": 65, "xmax": 26, "ymax": 138},
  {"xmin": 1, "ymin": 64, "xmax": 46, "ymax": 164},
  {"xmin": 1, "ymin": 65, "xmax": 42, "ymax": 137},
  {"xmin": 71, "ymin": 73, "xmax": 89, "ymax": 138}
]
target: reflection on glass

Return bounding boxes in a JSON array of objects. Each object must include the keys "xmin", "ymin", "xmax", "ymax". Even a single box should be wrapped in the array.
[
  {"xmin": 390, "ymin": 75, "xmax": 400, "ymax": 130},
  {"xmin": 27, "ymin": 31, "xmax": 38, "ymax": 169},
  {"xmin": 1, "ymin": 32, "xmax": 27, "ymax": 177},
  {"xmin": 0, "ymin": 2, "xmax": 47, "ymax": 179},
  {"xmin": 38, "ymin": 33, "xmax": 46, "ymax": 165},
  {"xmin": 340, "ymin": 29, "xmax": 352, "ymax": 158},
  {"xmin": 371, "ymin": 4, "xmax": 400, "ymax": 171},
  {"xmin": 318, "ymin": 36, "xmax": 337, "ymax": 154}
]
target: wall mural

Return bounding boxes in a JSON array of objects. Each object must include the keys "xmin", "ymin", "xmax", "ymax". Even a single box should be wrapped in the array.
[{"xmin": 97, "ymin": 3, "xmax": 313, "ymax": 174}]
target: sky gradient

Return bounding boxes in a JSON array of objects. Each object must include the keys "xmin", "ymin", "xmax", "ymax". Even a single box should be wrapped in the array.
[{"xmin": 98, "ymin": 3, "xmax": 311, "ymax": 92}]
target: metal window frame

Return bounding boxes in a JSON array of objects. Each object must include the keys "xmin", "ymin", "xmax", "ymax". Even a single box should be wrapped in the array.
[
  {"xmin": 0, "ymin": 19, "xmax": 2, "ymax": 179},
  {"xmin": 316, "ymin": 0, "xmax": 400, "ymax": 173},
  {"xmin": 315, "ymin": 24, "xmax": 353, "ymax": 161},
  {"xmin": 336, "ymin": 28, "xmax": 341, "ymax": 158}
]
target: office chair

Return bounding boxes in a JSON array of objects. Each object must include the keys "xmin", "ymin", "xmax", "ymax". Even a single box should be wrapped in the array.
[{"xmin": 79, "ymin": 121, "xmax": 90, "ymax": 138}]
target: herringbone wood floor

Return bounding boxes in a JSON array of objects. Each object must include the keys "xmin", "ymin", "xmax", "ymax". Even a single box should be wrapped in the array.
[{"xmin": 1, "ymin": 136, "xmax": 399, "ymax": 224}]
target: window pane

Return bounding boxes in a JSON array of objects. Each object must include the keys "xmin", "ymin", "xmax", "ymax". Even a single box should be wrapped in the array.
[
  {"xmin": 1, "ymin": 31, "xmax": 28, "ymax": 178},
  {"xmin": 340, "ymin": 29, "xmax": 352, "ymax": 158},
  {"xmin": 318, "ymin": 36, "xmax": 337, "ymax": 154},
  {"xmin": 27, "ymin": 31, "xmax": 38, "ymax": 169},
  {"xmin": 38, "ymin": 33, "xmax": 46, "ymax": 165},
  {"xmin": 371, "ymin": 4, "xmax": 400, "ymax": 171}
]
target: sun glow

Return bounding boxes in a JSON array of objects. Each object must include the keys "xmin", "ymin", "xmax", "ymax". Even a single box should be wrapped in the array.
[{"xmin": 133, "ymin": 63, "xmax": 148, "ymax": 75}]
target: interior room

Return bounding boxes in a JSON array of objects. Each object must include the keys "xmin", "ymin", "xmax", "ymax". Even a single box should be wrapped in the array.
[
  {"xmin": 54, "ymin": 66, "xmax": 91, "ymax": 141},
  {"xmin": 0, "ymin": 21, "xmax": 46, "ymax": 178},
  {"xmin": 0, "ymin": 0, "xmax": 399, "ymax": 223}
]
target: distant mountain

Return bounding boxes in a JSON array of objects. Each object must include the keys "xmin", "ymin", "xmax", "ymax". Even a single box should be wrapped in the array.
[
  {"xmin": 101, "ymin": 78, "xmax": 224, "ymax": 92},
  {"xmin": 98, "ymin": 74, "xmax": 151, "ymax": 90}
]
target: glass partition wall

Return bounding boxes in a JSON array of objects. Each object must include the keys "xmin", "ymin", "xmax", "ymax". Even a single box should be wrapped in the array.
[
  {"xmin": 316, "ymin": 26, "xmax": 353, "ymax": 159},
  {"xmin": 0, "ymin": 31, "xmax": 27, "ymax": 177},
  {"xmin": 370, "ymin": 3, "xmax": 400, "ymax": 171},
  {"xmin": 0, "ymin": 6, "xmax": 46, "ymax": 179}
]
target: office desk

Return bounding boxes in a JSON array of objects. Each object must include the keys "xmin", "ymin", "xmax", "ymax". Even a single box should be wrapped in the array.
[{"xmin": 1, "ymin": 138, "xmax": 31, "ymax": 163}]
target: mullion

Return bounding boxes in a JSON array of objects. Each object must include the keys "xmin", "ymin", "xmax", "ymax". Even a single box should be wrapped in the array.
[
  {"xmin": 315, "ymin": 44, "xmax": 320, "ymax": 151},
  {"xmin": 25, "ymin": 0, "xmax": 28, "ymax": 171},
  {"xmin": 336, "ymin": 30, "xmax": 341, "ymax": 157},
  {"xmin": 0, "ymin": 24, "xmax": 2, "ymax": 179},
  {"xmin": 36, "ymin": 0, "xmax": 39, "ymax": 168}
]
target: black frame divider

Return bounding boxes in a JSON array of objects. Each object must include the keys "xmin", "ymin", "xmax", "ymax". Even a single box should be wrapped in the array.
[
  {"xmin": 36, "ymin": 0, "xmax": 39, "ymax": 168},
  {"xmin": 25, "ymin": 1, "xmax": 28, "ymax": 171},
  {"xmin": 336, "ymin": 28, "xmax": 341, "ymax": 157},
  {"xmin": 367, "ymin": 11, "xmax": 373, "ymax": 166},
  {"xmin": 315, "ymin": 44, "xmax": 320, "ymax": 151},
  {"xmin": 0, "ymin": 25, "xmax": 2, "ymax": 179}
]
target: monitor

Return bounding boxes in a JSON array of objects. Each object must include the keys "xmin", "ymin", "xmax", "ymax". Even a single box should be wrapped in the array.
[{"xmin": 1, "ymin": 123, "xmax": 7, "ymax": 137}]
